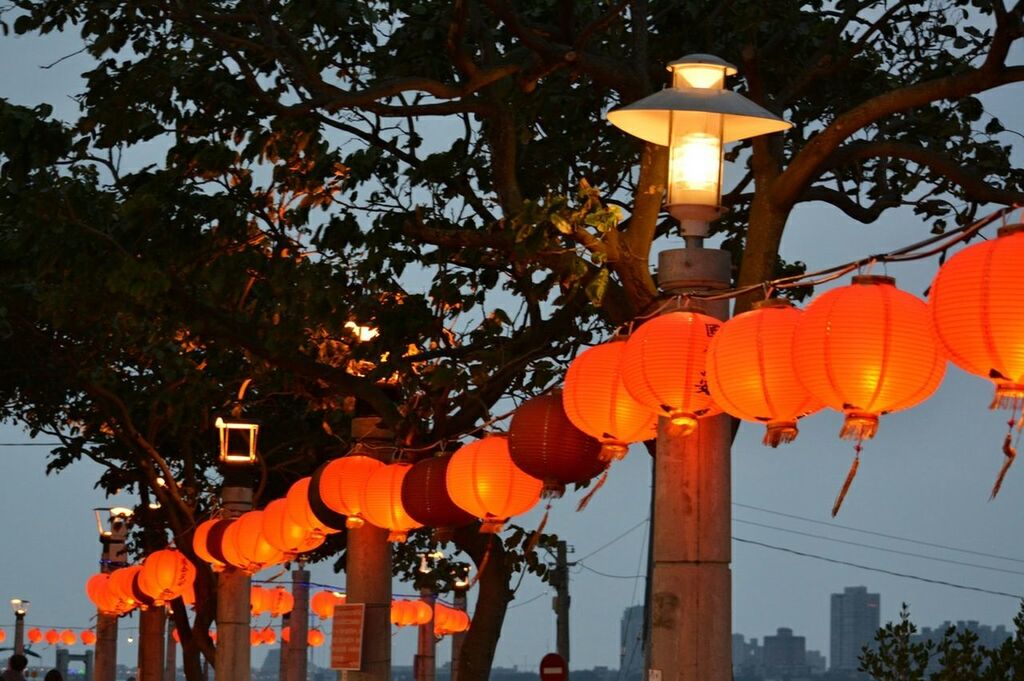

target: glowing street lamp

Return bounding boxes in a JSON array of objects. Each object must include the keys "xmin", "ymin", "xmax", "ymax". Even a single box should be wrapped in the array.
[
  {"xmin": 10, "ymin": 598, "xmax": 29, "ymax": 655},
  {"xmin": 607, "ymin": 53, "xmax": 790, "ymax": 238},
  {"xmin": 215, "ymin": 416, "xmax": 260, "ymax": 465}
]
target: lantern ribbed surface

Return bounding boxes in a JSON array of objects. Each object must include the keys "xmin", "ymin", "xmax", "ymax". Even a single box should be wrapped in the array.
[
  {"xmin": 285, "ymin": 477, "xmax": 341, "ymax": 537},
  {"xmin": 86, "ymin": 573, "xmax": 125, "ymax": 615},
  {"xmin": 222, "ymin": 511, "xmax": 284, "ymax": 573},
  {"xmin": 251, "ymin": 585, "xmax": 270, "ymax": 615},
  {"xmin": 621, "ymin": 310, "xmax": 722, "ymax": 434},
  {"xmin": 308, "ymin": 629, "xmax": 325, "ymax": 647},
  {"xmin": 81, "ymin": 630, "xmax": 97, "ymax": 645},
  {"xmin": 108, "ymin": 566, "xmax": 142, "ymax": 608},
  {"xmin": 446, "ymin": 436, "xmax": 543, "ymax": 532},
  {"xmin": 311, "ymin": 591, "xmax": 338, "ymax": 620},
  {"xmin": 707, "ymin": 302, "xmax": 822, "ymax": 446},
  {"xmin": 267, "ymin": 586, "xmax": 294, "ymax": 616},
  {"xmin": 793, "ymin": 276, "xmax": 946, "ymax": 440},
  {"xmin": 400, "ymin": 454, "xmax": 474, "ymax": 531},
  {"xmin": 562, "ymin": 340, "xmax": 657, "ymax": 459},
  {"xmin": 262, "ymin": 498, "xmax": 324, "ymax": 555},
  {"xmin": 509, "ymin": 392, "xmax": 606, "ymax": 496},
  {"xmin": 929, "ymin": 225, "xmax": 1024, "ymax": 409},
  {"xmin": 319, "ymin": 455, "xmax": 384, "ymax": 528},
  {"xmin": 130, "ymin": 572, "xmax": 157, "ymax": 609},
  {"xmin": 360, "ymin": 463, "xmax": 422, "ymax": 542},
  {"xmin": 139, "ymin": 549, "xmax": 195, "ymax": 603}
]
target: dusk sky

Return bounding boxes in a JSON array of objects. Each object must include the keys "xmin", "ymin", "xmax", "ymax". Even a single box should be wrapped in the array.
[{"xmin": 2, "ymin": 20, "xmax": 1023, "ymax": 676}]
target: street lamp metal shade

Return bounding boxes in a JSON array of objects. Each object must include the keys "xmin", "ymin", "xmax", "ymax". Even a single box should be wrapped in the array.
[{"xmin": 607, "ymin": 88, "xmax": 791, "ymax": 145}]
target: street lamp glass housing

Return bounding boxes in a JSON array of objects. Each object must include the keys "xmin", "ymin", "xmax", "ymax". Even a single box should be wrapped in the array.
[
  {"xmin": 10, "ymin": 599, "xmax": 28, "ymax": 616},
  {"xmin": 215, "ymin": 416, "xmax": 259, "ymax": 465}
]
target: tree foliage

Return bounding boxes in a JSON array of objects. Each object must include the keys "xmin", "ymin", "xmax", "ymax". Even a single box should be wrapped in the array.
[{"xmin": 1, "ymin": 1, "xmax": 1023, "ymax": 679}]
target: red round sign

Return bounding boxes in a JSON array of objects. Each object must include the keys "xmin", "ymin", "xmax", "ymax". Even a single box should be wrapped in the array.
[{"xmin": 539, "ymin": 653, "xmax": 568, "ymax": 681}]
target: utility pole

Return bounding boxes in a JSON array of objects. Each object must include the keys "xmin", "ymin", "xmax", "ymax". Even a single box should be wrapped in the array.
[
  {"xmin": 286, "ymin": 566, "xmax": 310, "ymax": 681},
  {"xmin": 96, "ymin": 509, "xmax": 130, "ymax": 681},
  {"xmin": 414, "ymin": 588, "xmax": 436, "ymax": 681},
  {"xmin": 343, "ymin": 415, "xmax": 393, "ymax": 681},
  {"xmin": 215, "ymin": 473, "xmax": 254, "ymax": 681},
  {"xmin": 551, "ymin": 540, "xmax": 571, "ymax": 665}
]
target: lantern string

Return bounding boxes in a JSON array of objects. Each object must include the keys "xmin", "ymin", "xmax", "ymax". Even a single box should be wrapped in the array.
[
  {"xmin": 990, "ymin": 416, "xmax": 1019, "ymax": 500},
  {"xmin": 831, "ymin": 443, "xmax": 862, "ymax": 517}
]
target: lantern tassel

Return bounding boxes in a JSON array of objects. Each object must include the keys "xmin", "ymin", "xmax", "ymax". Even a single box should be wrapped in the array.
[
  {"xmin": 990, "ymin": 383, "xmax": 1024, "ymax": 411},
  {"xmin": 990, "ymin": 430, "xmax": 1017, "ymax": 500},
  {"xmin": 576, "ymin": 470, "xmax": 609, "ymax": 512},
  {"xmin": 525, "ymin": 504, "xmax": 551, "ymax": 554},
  {"xmin": 764, "ymin": 421, "xmax": 799, "ymax": 448},
  {"xmin": 840, "ymin": 412, "xmax": 878, "ymax": 441},
  {"xmin": 831, "ymin": 447, "xmax": 861, "ymax": 517}
]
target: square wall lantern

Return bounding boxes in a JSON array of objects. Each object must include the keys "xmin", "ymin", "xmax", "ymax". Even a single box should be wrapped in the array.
[{"xmin": 215, "ymin": 416, "xmax": 259, "ymax": 465}]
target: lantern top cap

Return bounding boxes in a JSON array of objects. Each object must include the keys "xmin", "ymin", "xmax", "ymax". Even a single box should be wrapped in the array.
[
  {"xmin": 851, "ymin": 274, "xmax": 896, "ymax": 287},
  {"xmin": 667, "ymin": 54, "xmax": 737, "ymax": 75},
  {"xmin": 996, "ymin": 223, "xmax": 1024, "ymax": 238},
  {"xmin": 751, "ymin": 298, "xmax": 794, "ymax": 310}
]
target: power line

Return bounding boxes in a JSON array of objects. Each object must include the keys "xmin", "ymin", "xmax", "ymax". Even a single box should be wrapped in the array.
[
  {"xmin": 574, "ymin": 517, "xmax": 649, "ymax": 563},
  {"xmin": 734, "ymin": 518, "xmax": 1024, "ymax": 577},
  {"xmin": 508, "ymin": 591, "xmax": 549, "ymax": 609},
  {"xmin": 577, "ymin": 564, "xmax": 645, "ymax": 580},
  {"xmin": 733, "ymin": 536, "xmax": 1024, "ymax": 600},
  {"xmin": 734, "ymin": 502, "xmax": 1024, "ymax": 564}
]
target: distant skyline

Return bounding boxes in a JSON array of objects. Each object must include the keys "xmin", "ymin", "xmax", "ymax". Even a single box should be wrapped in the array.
[{"xmin": 2, "ymin": 17, "xmax": 1024, "ymax": 676}]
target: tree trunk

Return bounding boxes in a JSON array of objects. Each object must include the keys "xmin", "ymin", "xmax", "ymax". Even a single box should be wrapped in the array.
[
  {"xmin": 736, "ymin": 186, "xmax": 791, "ymax": 313},
  {"xmin": 453, "ymin": 532, "xmax": 514, "ymax": 681}
]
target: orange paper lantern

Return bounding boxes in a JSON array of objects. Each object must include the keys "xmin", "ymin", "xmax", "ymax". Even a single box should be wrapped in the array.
[
  {"xmin": 45, "ymin": 629, "xmax": 59, "ymax": 646},
  {"xmin": 139, "ymin": 549, "xmax": 196, "ymax": 603},
  {"xmin": 562, "ymin": 340, "xmax": 657, "ymax": 460},
  {"xmin": 0, "ymin": 630, "xmax": 5, "ymax": 644},
  {"xmin": 28, "ymin": 628, "xmax": 43, "ymax": 644},
  {"xmin": 193, "ymin": 519, "xmax": 229, "ymax": 572},
  {"xmin": 81, "ymin": 630, "xmax": 97, "ymax": 645},
  {"xmin": 261, "ymin": 627, "xmax": 277, "ymax": 644},
  {"xmin": 281, "ymin": 627, "xmax": 291, "ymax": 644},
  {"xmin": 86, "ymin": 573, "xmax": 125, "ymax": 615},
  {"xmin": 221, "ymin": 511, "xmax": 285, "ymax": 574},
  {"xmin": 621, "ymin": 310, "xmax": 722, "ymax": 435},
  {"xmin": 509, "ymin": 391, "xmax": 607, "ymax": 497},
  {"xmin": 308, "ymin": 628, "xmax": 325, "ymax": 647},
  {"xmin": 794, "ymin": 276, "xmax": 945, "ymax": 440},
  {"xmin": 707, "ymin": 300, "xmax": 822, "ymax": 446},
  {"xmin": 60, "ymin": 629, "xmax": 76, "ymax": 646},
  {"xmin": 311, "ymin": 591, "xmax": 338, "ymax": 620},
  {"xmin": 285, "ymin": 477, "xmax": 341, "ymax": 537},
  {"xmin": 267, "ymin": 586, "xmax": 294, "ymax": 617},
  {"xmin": 250, "ymin": 585, "xmax": 269, "ymax": 616},
  {"xmin": 108, "ymin": 566, "xmax": 142, "ymax": 609},
  {"xmin": 317, "ymin": 456, "xmax": 384, "ymax": 528},
  {"xmin": 361, "ymin": 463, "xmax": 422, "ymax": 542},
  {"xmin": 250, "ymin": 630, "xmax": 263, "ymax": 647},
  {"xmin": 930, "ymin": 224, "xmax": 1024, "ymax": 410},
  {"xmin": 262, "ymin": 498, "xmax": 325, "ymax": 556},
  {"xmin": 446, "ymin": 436, "xmax": 543, "ymax": 532}
]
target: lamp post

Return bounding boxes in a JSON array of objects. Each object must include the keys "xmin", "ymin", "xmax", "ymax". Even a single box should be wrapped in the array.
[
  {"xmin": 608, "ymin": 54, "xmax": 790, "ymax": 681},
  {"xmin": 214, "ymin": 416, "xmax": 258, "ymax": 681},
  {"xmin": 10, "ymin": 598, "xmax": 29, "ymax": 656},
  {"xmin": 94, "ymin": 507, "xmax": 132, "ymax": 681}
]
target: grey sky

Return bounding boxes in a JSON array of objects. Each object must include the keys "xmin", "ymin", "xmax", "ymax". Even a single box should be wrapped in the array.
[{"xmin": 2, "ymin": 18, "xmax": 1024, "ymax": 676}]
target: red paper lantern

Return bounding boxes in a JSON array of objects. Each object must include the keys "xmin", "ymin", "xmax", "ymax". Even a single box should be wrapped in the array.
[
  {"xmin": 317, "ymin": 455, "xmax": 384, "ymax": 528},
  {"xmin": 60, "ymin": 629, "xmax": 76, "ymax": 646},
  {"xmin": 562, "ymin": 340, "xmax": 657, "ymax": 460},
  {"xmin": 193, "ymin": 518, "xmax": 231, "ymax": 571},
  {"xmin": 139, "ymin": 549, "xmax": 196, "ymax": 603},
  {"xmin": 81, "ymin": 630, "xmax": 97, "ymax": 645},
  {"xmin": 262, "ymin": 498, "xmax": 325, "ymax": 556},
  {"xmin": 400, "ymin": 454, "xmax": 474, "ymax": 538},
  {"xmin": 707, "ymin": 300, "xmax": 822, "ymax": 446},
  {"xmin": 311, "ymin": 591, "xmax": 338, "ymax": 620},
  {"xmin": 446, "ymin": 436, "xmax": 543, "ymax": 532},
  {"xmin": 251, "ymin": 585, "xmax": 269, "ymax": 616},
  {"xmin": 267, "ymin": 586, "xmax": 294, "ymax": 617},
  {"xmin": 930, "ymin": 224, "xmax": 1024, "ymax": 410},
  {"xmin": 308, "ymin": 629, "xmax": 325, "ymax": 647},
  {"xmin": 361, "ymin": 463, "xmax": 422, "ymax": 542},
  {"xmin": 261, "ymin": 627, "xmax": 277, "ymax": 645},
  {"xmin": 28, "ymin": 628, "xmax": 43, "ymax": 644},
  {"xmin": 621, "ymin": 310, "xmax": 722, "ymax": 435},
  {"xmin": 285, "ymin": 477, "xmax": 342, "ymax": 537},
  {"xmin": 509, "ymin": 391, "xmax": 607, "ymax": 497},
  {"xmin": 221, "ymin": 511, "xmax": 285, "ymax": 574},
  {"xmin": 794, "ymin": 276, "xmax": 945, "ymax": 440},
  {"xmin": 45, "ymin": 629, "xmax": 59, "ymax": 646},
  {"xmin": 250, "ymin": 630, "xmax": 263, "ymax": 647},
  {"xmin": 130, "ymin": 572, "xmax": 158, "ymax": 610}
]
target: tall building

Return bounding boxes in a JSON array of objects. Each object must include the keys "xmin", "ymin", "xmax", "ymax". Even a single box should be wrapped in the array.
[
  {"xmin": 763, "ymin": 627, "xmax": 807, "ymax": 677},
  {"xmin": 830, "ymin": 586, "xmax": 880, "ymax": 672},
  {"xmin": 620, "ymin": 605, "xmax": 645, "ymax": 680}
]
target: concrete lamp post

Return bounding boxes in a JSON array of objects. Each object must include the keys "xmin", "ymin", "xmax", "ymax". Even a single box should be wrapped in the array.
[
  {"xmin": 94, "ymin": 507, "xmax": 133, "ymax": 681},
  {"xmin": 607, "ymin": 54, "xmax": 791, "ymax": 681},
  {"xmin": 10, "ymin": 598, "xmax": 29, "ymax": 656},
  {"xmin": 214, "ymin": 415, "xmax": 259, "ymax": 681}
]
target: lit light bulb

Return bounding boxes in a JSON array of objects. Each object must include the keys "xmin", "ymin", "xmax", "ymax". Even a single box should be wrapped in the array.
[
  {"xmin": 675, "ymin": 64, "xmax": 725, "ymax": 89},
  {"xmin": 667, "ymin": 131, "xmax": 723, "ymax": 213}
]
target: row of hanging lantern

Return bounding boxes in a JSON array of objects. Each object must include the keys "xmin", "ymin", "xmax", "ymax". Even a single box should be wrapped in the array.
[
  {"xmin": 85, "ymin": 549, "xmax": 196, "ymax": 615},
  {"xmin": 15, "ymin": 628, "xmax": 96, "ymax": 646}
]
